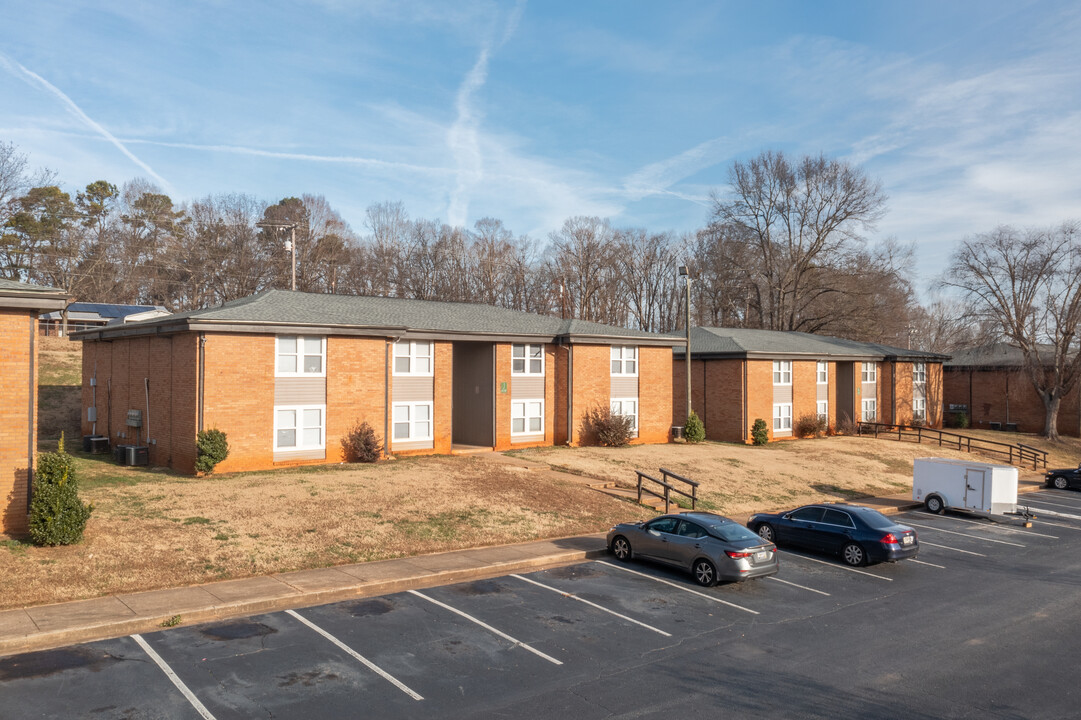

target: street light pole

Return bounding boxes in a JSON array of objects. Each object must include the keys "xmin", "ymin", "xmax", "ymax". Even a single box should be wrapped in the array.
[
  {"xmin": 256, "ymin": 221, "xmax": 298, "ymax": 291},
  {"xmin": 679, "ymin": 265, "xmax": 692, "ymax": 421}
]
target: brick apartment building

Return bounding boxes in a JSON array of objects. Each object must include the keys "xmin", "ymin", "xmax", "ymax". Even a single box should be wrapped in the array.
[
  {"xmin": 0, "ymin": 279, "xmax": 68, "ymax": 536},
  {"xmin": 672, "ymin": 327, "xmax": 947, "ymax": 443},
  {"xmin": 943, "ymin": 344, "xmax": 1081, "ymax": 437},
  {"xmin": 74, "ymin": 290, "xmax": 678, "ymax": 473}
]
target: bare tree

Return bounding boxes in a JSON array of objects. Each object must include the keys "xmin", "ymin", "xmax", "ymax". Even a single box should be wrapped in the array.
[
  {"xmin": 614, "ymin": 228, "xmax": 680, "ymax": 332},
  {"xmin": 944, "ymin": 222, "xmax": 1081, "ymax": 439},
  {"xmin": 709, "ymin": 150, "xmax": 887, "ymax": 332},
  {"xmin": 546, "ymin": 216, "xmax": 619, "ymax": 323}
]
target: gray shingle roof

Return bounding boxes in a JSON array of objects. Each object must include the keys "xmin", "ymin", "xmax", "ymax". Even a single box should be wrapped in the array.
[
  {"xmin": 944, "ymin": 342, "xmax": 1060, "ymax": 368},
  {"xmin": 0, "ymin": 278, "xmax": 68, "ymax": 309},
  {"xmin": 0, "ymin": 278, "xmax": 65, "ymax": 294},
  {"xmin": 672, "ymin": 326, "xmax": 948, "ymax": 361},
  {"xmin": 74, "ymin": 289, "xmax": 680, "ymax": 344}
]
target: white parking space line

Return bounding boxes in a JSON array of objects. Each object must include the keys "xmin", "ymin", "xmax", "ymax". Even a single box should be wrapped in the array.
[
  {"xmin": 1022, "ymin": 497, "xmax": 1081, "ymax": 511},
  {"xmin": 909, "ymin": 559, "xmax": 945, "ymax": 569},
  {"xmin": 595, "ymin": 560, "xmax": 760, "ymax": 614},
  {"xmin": 903, "ymin": 513, "xmax": 1058, "ymax": 539},
  {"xmin": 1036, "ymin": 490, "xmax": 1081, "ymax": 501},
  {"xmin": 920, "ymin": 541, "xmax": 985, "ymax": 557},
  {"xmin": 285, "ymin": 609, "xmax": 424, "ymax": 701},
  {"xmin": 510, "ymin": 574, "xmax": 672, "ymax": 637},
  {"xmin": 766, "ymin": 576, "xmax": 831, "ymax": 596},
  {"xmin": 131, "ymin": 634, "xmax": 217, "ymax": 720},
  {"xmin": 902, "ymin": 521, "xmax": 1025, "ymax": 547},
  {"xmin": 782, "ymin": 552, "xmax": 892, "ymax": 581},
  {"xmin": 1022, "ymin": 518, "xmax": 1081, "ymax": 531},
  {"xmin": 407, "ymin": 590, "xmax": 563, "ymax": 665}
]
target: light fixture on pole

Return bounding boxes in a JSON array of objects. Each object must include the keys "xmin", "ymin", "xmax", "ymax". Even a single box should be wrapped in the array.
[
  {"xmin": 678, "ymin": 265, "xmax": 692, "ymax": 421},
  {"xmin": 256, "ymin": 221, "xmax": 299, "ymax": 291}
]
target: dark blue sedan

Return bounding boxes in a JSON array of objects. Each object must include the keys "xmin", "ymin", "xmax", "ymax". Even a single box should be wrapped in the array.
[{"xmin": 747, "ymin": 503, "xmax": 918, "ymax": 567}]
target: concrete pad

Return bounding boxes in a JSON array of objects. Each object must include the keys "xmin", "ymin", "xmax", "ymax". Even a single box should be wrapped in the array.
[
  {"xmin": 274, "ymin": 567, "xmax": 360, "ymax": 593},
  {"xmin": 116, "ymin": 586, "xmax": 221, "ymax": 617},
  {"xmin": 27, "ymin": 597, "xmax": 135, "ymax": 633},
  {"xmin": 0, "ymin": 609, "xmax": 38, "ymax": 637},
  {"xmin": 457, "ymin": 545, "xmax": 539, "ymax": 565},
  {"xmin": 403, "ymin": 552, "xmax": 490, "ymax": 573},
  {"xmin": 202, "ymin": 576, "xmax": 299, "ymax": 605},
  {"xmin": 336, "ymin": 558, "xmax": 436, "ymax": 582}
]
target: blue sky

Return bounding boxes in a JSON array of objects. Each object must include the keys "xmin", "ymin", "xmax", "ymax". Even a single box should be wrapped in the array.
[{"xmin": 1, "ymin": 0, "xmax": 1079, "ymax": 290}]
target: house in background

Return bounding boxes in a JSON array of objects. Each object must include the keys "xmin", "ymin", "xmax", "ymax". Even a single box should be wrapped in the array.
[
  {"xmin": 672, "ymin": 327, "xmax": 947, "ymax": 443},
  {"xmin": 73, "ymin": 290, "xmax": 677, "ymax": 473},
  {"xmin": 39, "ymin": 302, "xmax": 167, "ymax": 336},
  {"xmin": 943, "ymin": 343, "xmax": 1080, "ymax": 437},
  {"xmin": 0, "ymin": 279, "xmax": 68, "ymax": 536}
]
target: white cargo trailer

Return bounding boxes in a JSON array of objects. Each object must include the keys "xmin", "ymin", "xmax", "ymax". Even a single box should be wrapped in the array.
[{"xmin": 912, "ymin": 457, "xmax": 1021, "ymax": 518}]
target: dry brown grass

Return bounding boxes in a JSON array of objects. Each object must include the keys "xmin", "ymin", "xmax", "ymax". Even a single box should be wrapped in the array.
[
  {"xmin": 0, "ymin": 453, "xmax": 651, "ymax": 611},
  {"xmin": 510, "ymin": 434, "xmax": 1079, "ymax": 519},
  {"xmin": 37, "ymin": 335, "xmax": 82, "ymax": 443}
]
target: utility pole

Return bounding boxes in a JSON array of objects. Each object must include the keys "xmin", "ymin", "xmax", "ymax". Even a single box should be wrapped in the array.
[
  {"xmin": 679, "ymin": 265, "xmax": 692, "ymax": 420},
  {"xmin": 256, "ymin": 221, "xmax": 298, "ymax": 291}
]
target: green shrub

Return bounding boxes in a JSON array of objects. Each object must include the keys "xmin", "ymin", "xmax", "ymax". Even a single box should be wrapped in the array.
[
  {"xmin": 751, "ymin": 418, "xmax": 770, "ymax": 445},
  {"xmin": 195, "ymin": 429, "xmax": 229, "ymax": 474},
  {"xmin": 342, "ymin": 420, "xmax": 383, "ymax": 462},
  {"xmin": 796, "ymin": 412, "xmax": 828, "ymax": 438},
  {"xmin": 29, "ymin": 434, "xmax": 92, "ymax": 546},
  {"xmin": 952, "ymin": 411, "xmax": 970, "ymax": 429},
  {"xmin": 587, "ymin": 406, "xmax": 635, "ymax": 447},
  {"xmin": 684, "ymin": 411, "xmax": 705, "ymax": 443}
]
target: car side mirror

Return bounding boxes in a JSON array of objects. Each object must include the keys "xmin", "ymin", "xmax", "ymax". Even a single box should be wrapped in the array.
[
  {"xmin": 648, "ymin": 529, "xmax": 660, "ymax": 537},
  {"xmin": 782, "ymin": 513, "xmax": 792, "ymax": 520}
]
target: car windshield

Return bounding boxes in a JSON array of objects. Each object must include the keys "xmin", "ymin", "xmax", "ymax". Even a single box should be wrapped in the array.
[
  {"xmin": 851, "ymin": 508, "xmax": 895, "ymax": 530},
  {"xmin": 703, "ymin": 521, "xmax": 761, "ymax": 543}
]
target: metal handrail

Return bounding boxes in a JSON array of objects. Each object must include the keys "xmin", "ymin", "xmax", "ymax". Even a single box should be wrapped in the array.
[{"xmin": 856, "ymin": 422, "xmax": 1048, "ymax": 469}]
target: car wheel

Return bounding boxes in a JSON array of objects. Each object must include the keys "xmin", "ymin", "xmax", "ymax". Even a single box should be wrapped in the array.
[
  {"xmin": 610, "ymin": 535, "xmax": 632, "ymax": 561},
  {"xmin": 693, "ymin": 559, "xmax": 718, "ymax": 587},
  {"xmin": 925, "ymin": 495, "xmax": 944, "ymax": 514},
  {"xmin": 842, "ymin": 542, "xmax": 866, "ymax": 567},
  {"xmin": 1053, "ymin": 476, "xmax": 1069, "ymax": 490},
  {"xmin": 756, "ymin": 523, "xmax": 776, "ymax": 543}
]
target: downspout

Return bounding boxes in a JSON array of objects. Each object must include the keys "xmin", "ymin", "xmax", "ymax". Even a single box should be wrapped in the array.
[
  {"xmin": 26, "ymin": 313, "xmax": 36, "ymax": 515},
  {"xmin": 968, "ymin": 370, "xmax": 973, "ymax": 425},
  {"xmin": 491, "ymin": 344, "xmax": 497, "ymax": 448},
  {"xmin": 742, "ymin": 360, "xmax": 748, "ymax": 442},
  {"xmin": 1005, "ymin": 373, "xmax": 1010, "ymax": 426},
  {"xmin": 92, "ymin": 359, "xmax": 97, "ymax": 436},
  {"xmin": 891, "ymin": 360, "xmax": 897, "ymax": 425},
  {"xmin": 197, "ymin": 334, "xmax": 207, "ymax": 432},
  {"xmin": 702, "ymin": 359, "xmax": 708, "ymax": 436},
  {"xmin": 384, "ymin": 339, "xmax": 391, "ymax": 459},
  {"xmin": 566, "ymin": 344, "xmax": 574, "ymax": 445},
  {"xmin": 145, "ymin": 377, "xmax": 151, "ymax": 450}
]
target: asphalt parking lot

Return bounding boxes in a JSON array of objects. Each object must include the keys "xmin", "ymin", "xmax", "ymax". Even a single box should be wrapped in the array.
[{"xmin": 5, "ymin": 488, "xmax": 1081, "ymax": 719}]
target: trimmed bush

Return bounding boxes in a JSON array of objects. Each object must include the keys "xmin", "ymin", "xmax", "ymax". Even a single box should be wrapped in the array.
[
  {"xmin": 751, "ymin": 418, "xmax": 769, "ymax": 445},
  {"xmin": 684, "ymin": 411, "xmax": 705, "ymax": 443},
  {"xmin": 195, "ymin": 429, "xmax": 229, "ymax": 474},
  {"xmin": 796, "ymin": 412, "xmax": 828, "ymax": 438},
  {"xmin": 587, "ymin": 406, "xmax": 635, "ymax": 447},
  {"xmin": 29, "ymin": 434, "xmax": 92, "ymax": 546},
  {"xmin": 342, "ymin": 420, "xmax": 383, "ymax": 462},
  {"xmin": 950, "ymin": 411, "xmax": 970, "ymax": 429}
]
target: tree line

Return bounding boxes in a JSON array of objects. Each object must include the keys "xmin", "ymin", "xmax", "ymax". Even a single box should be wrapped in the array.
[{"xmin": 3, "ymin": 138, "xmax": 1076, "ymax": 397}]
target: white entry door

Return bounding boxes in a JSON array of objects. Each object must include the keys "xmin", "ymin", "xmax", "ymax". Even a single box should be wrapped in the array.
[{"xmin": 964, "ymin": 469, "xmax": 986, "ymax": 511}]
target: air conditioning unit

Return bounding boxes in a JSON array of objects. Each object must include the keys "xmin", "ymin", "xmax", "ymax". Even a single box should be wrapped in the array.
[{"xmin": 125, "ymin": 446, "xmax": 149, "ymax": 466}]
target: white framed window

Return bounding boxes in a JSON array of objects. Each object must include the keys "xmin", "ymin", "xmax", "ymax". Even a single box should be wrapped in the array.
[
  {"xmin": 274, "ymin": 405, "xmax": 325, "ymax": 450},
  {"xmin": 816, "ymin": 361, "xmax": 828, "ymax": 384},
  {"xmin": 817, "ymin": 400, "xmax": 828, "ymax": 420},
  {"xmin": 392, "ymin": 402, "xmax": 432, "ymax": 441},
  {"xmin": 773, "ymin": 360, "xmax": 792, "ymax": 385},
  {"xmin": 773, "ymin": 403, "xmax": 792, "ymax": 431},
  {"xmin": 862, "ymin": 398, "xmax": 877, "ymax": 422},
  {"xmin": 276, "ymin": 336, "xmax": 325, "ymax": 376},
  {"xmin": 512, "ymin": 344, "xmax": 544, "ymax": 376},
  {"xmin": 611, "ymin": 398, "xmax": 638, "ymax": 431},
  {"xmin": 862, "ymin": 362, "xmax": 877, "ymax": 383},
  {"xmin": 913, "ymin": 362, "xmax": 927, "ymax": 384},
  {"xmin": 611, "ymin": 346, "xmax": 638, "ymax": 376},
  {"xmin": 913, "ymin": 398, "xmax": 927, "ymax": 421},
  {"xmin": 511, "ymin": 399, "xmax": 544, "ymax": 435},
  {"xmin": 393, "ymin": 340, "xmax": 433, "ymax": 376}
]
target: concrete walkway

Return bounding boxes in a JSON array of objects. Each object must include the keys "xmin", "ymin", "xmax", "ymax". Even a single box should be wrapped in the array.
[{"xmin": 0, "ymin": 476, "xmax": 1048, "ymax": 658}]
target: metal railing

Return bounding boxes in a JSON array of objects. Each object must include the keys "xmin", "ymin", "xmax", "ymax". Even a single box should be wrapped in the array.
[
  {"xmin": 855, "ymin": 422, "xmax": 1048, "ymax": 469},
  {"xmin": 635, "ymin": 467, "xmax": 699, "ymax": 513}
]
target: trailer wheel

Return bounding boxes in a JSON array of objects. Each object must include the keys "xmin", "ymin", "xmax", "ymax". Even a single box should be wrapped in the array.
[{"xmin": 925, "ymin": 495, "xmax": 945, "ymax": 514}]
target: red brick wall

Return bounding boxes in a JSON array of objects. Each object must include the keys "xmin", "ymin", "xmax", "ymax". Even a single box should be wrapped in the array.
[
  {"xmin": 943, "ymin": 366, "xmax": 1080, "ymax": 437},
  {"xmin": 827, "ymin": 361, "xmax": 839, "ymax": 430},
  {"xmin": 636, "ymin": 345, "xmax": 672, "ymax": 444},
  {"xmin": 570, "ymin": 344, "xmax": 610, "ymax": 445},
  {"xmin": 203, "ymin": 334, "xmax": 275, "ymax": 472},
  {"xmin": 326, "ymin": 337, "xmax": 387, "ymax": 462},
  {"xmin": 879, "ymin": 361, "xmax": 895, "ymax": 424},
  {"xmin": 672, "ymin": 358, "xmax": 747, "ymax": 443},
  {"xmin": 434, "ymin": 341, "xmax": 453, "ymax": 454},
  {"xmin": 792, "ymin": 361, "xmax": 817, "ymax": 434},
  {"xmin": 494, "ymin": 343, "xmax": 512, "ymax": 450},
  {"xmin": 494, "ymin": 343, "xmax": 557, "ymax": 451},
  {"xmin": 747, "ymin": 360, "xmax": 774, "ymax": 441},
  {"xmin": 0, "ymin": 310, "xmax": 35, "ymax": 535}
]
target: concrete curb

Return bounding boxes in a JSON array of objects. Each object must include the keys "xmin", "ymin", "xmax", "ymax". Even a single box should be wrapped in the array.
[{"xmin": 0, "ymin": 536, "xmax": 609, "ymax": 658}]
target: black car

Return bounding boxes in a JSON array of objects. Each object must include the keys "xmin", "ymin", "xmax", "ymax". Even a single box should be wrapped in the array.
[
  {"xmin": 1046, "ymin": 463, "xmax": 1081, "ymax": 490},
  {"xmin": 747, "ymin": 503, "xmax": 918, "ymax": 567}
]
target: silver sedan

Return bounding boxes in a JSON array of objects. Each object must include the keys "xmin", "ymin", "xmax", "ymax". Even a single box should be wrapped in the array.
[{"xmin": 607, "ymin": 512, "xmax": 779, "ymax": 586}]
